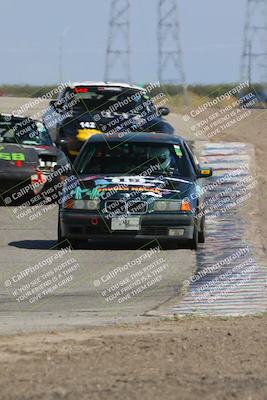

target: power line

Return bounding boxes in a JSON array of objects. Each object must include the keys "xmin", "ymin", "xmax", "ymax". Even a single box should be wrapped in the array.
[
  {"xmin": 157, "ymin": 0, "xmax": 186, "ymax": 85},
  {"xmin": 241, "ymin": 0, "xmax": 267, "ymax": 86},
  {"xmin": 105, "ymin": 0, "xmax": 131, "ymax": 82}
]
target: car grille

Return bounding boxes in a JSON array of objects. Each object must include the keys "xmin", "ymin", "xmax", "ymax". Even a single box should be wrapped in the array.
[
  {"xmin": 104, "ymin": 200, "xmax": 148, "ymax": 215},
  {"xmin": 141, "ymin": 226, "xmax": 168, "ymax": 236},
  {"xmin": 104, "ymin": 200, "xmax": 126, "ymax": 216},
  {"xmin": 127, "ymin": 200, "xmax": 147, "ymax": 214}
]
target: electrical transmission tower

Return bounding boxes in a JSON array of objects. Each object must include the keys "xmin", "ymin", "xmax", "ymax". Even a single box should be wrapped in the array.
[
  {"xmin": 158, "ymin": 0, "xmax": 186, "ymax": 85},
  {"xmin": 105, "ymin": 0, "xmax": 131, "ymax": 82},
  {"xmin": 241, "ymin": 0, "xmax": 267, "ymax": 86}
]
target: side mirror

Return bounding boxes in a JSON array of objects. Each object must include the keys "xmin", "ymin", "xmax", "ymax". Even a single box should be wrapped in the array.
[
  {"xmin": 197, "ymin": 167, "xmax": 213, "ymax": 178},
  {"xmin": 55, "ymin": 137, "xmax": 68, "ymax": 148},
  {"xmin": 49, "ymin": 100, "xmax": 63, "ymax": 113},
  {"xmin": 158, "ymin": 107, "xmax": 170, "ymax": 116},
  {"xmin": 49, "ymin": 100, "xmax": 56, "ymax": 109}
]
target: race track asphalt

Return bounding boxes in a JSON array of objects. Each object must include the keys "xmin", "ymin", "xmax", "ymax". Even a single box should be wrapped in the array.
[
  {"xmin": 0, "ymin": 97, "xmax": 197, "ymax": 334},
  {"xmin": 1, "ymin": 97, "xmax": 263, "ymax": 334}
]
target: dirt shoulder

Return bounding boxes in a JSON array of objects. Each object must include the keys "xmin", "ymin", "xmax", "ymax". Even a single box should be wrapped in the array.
[{"xmin": 1, "ymin": 315, "xmax": 266, "ymax": 400}]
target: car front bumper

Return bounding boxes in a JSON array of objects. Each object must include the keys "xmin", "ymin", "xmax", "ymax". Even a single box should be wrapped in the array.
[{"xmin": 59, "ymin": 210, "xmax": 196, "ymax": 241}]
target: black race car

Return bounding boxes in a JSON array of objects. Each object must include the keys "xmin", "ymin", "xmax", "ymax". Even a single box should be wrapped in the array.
[
  {"xmin": 0, "ymin": 114, "xmax": 70, "ymax": 205},
  {"xmin": 58, "ymin": 132, "xmax": 212, "ymax": 249},
  {"xmin": 43, "ymin": 82, "xmax": 174, "ymax": 160}
]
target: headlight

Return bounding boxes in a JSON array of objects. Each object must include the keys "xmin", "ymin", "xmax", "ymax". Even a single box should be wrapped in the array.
[
  {"xmin": 68, "ymin": 199, "xmax": 100, "ymax": 210},
  {"xmin": 153, "ymin": 200, "xmax": 182, "ymax": 212}
]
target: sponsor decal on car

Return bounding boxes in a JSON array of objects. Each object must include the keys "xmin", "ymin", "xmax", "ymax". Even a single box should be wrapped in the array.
[
  {"xmin": 174, "ymin": 145, "xmax": 183, "ymax": 158},
  {"xmin": 76, "ymin": 129, "xmax": 103, "ymax": 142}
]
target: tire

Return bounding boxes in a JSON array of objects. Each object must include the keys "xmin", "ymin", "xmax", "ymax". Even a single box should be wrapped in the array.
[
  {"xmin": 198, "ymin": 216, "xmax": 206, "ymax": 243},
  {"xmin": 57, "ymin": 218, "xmax": 88, "ymax": 249},
  {"xmin": 57, "ymin": 219, "xmax": 68, "ymax": 249},
  {"xmin": 188, "ymin": 226, "xmax": 198, "ymax": 250},
  {"xmin": 57, "ymin": 218, "xmax": 77, "ymax": 249}
]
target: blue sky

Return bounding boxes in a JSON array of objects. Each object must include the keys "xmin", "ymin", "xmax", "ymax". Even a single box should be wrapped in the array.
[{"xmin": 0, "ymin": 0, "xmax": 247, "ymax": 85}]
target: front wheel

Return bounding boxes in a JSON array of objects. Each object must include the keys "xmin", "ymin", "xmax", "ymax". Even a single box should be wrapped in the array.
[
  {"xmin": 188, "ymin": 226, "xmax": 198, "ymax": 250},
  {"xmin": 57, "ymin": 218, "xmax": 81, "ymax": 249},
  {"xmin": 198, "ymin": 216, "xmax": 206, "ymax": 243}
]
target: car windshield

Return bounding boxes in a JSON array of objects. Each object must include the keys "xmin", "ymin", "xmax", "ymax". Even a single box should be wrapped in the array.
[
  {"xmin": 66, "ymin": 86, "xmax": 155, "ymax": 114},
  {"xmin": 75, "ymin": 142, "xmax": 193, "ymax": 178},
  {"xmin": 0, "ymin": 118, "xmax": 53, "ymax": 146}
]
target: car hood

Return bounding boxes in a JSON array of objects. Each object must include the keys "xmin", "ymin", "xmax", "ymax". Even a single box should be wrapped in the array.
[{"xmin": 68, "ymin": 174, "xmax": 194, "ymax": 201}]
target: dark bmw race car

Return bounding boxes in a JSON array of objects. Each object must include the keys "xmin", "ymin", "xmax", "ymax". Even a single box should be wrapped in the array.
[
  {"xmin": 43, "ymin": 82, "xmax": 174, "ymax": 160},
  {"xmin": 0, "ymin": 114, "xmax": 70, "ymax": 205},
  {"xmin": 58, "ymin": 132, "xmax": 212, "ymax": 250}
]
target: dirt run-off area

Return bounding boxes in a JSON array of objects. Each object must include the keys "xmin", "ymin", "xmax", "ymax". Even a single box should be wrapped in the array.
[{"xmin": 0, "ymin": 316, "xmax": 267, "ymax": 400}]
